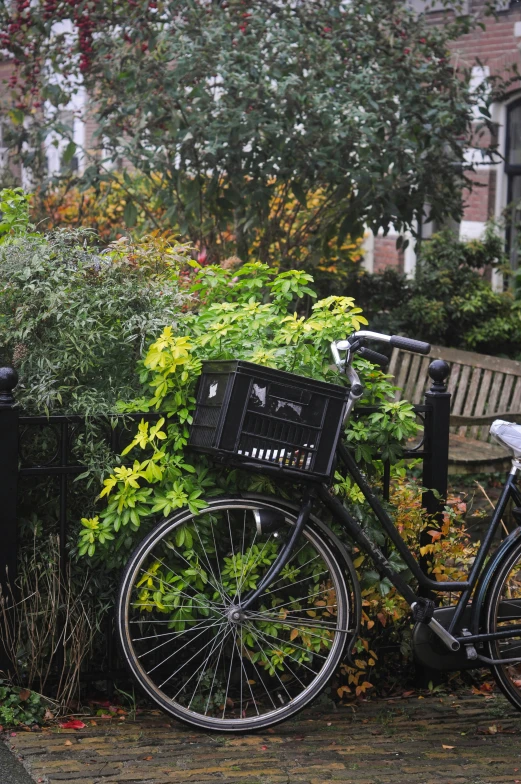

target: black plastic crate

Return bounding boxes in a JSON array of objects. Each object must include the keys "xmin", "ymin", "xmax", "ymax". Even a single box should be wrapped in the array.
[{"xmin": 188, "ymin": 360, "xmax": 350, "ymax": 481}]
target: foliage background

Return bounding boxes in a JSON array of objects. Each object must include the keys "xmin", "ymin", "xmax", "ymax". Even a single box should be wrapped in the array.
[
  {"xmin": 1, "ymin": 0, "xmax": 502, "ymax": 270},
  {"xmin": 351, "ymin": 227, "xmax": 521, "ymax": 359}
]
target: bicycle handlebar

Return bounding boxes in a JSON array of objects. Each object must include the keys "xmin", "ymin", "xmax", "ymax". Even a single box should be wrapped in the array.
[
  {"xmin": 389, "ymin": 335, "xmax": 431, "ymax": 355},
  {"xmin": 331, "ymin": 330, "xmax": 431, "ymax": 426},
  {"xmin": 358, "ymin": 347, "xmax": 389, "ymax": 368}
]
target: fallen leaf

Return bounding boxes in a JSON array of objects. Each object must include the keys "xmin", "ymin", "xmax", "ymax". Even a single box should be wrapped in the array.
[
  {"xmin": 261, "ymin": 745, "xmax": 268, "ymax": 750},
  {"xmin": 327, "ymin": 722, "xmax": 332, "ymax": 726},
  {"xmin": 64, "ymin": 740, "xmax": 72, "ymax": 746},
  {"xmin": 142, "ymin": 755, "xmax": 153, "ymax": 761},
  {"xmin": 18, "ymin": 689, "xmax": 31, "ymax": 702},
  {"xmin": 89, "ymin": 721, "xmax": 97, "ymax": 726},
  {"xmin": 442, "ymin": 745, "xmax": 455, "ymax": 749},
  {"xmin": 267, "ymin": 729, "xmax": 275, "ymax": 734},
  {"xmin": 60, "ymin": 720, "xmax": 86, "ymax": 730},
  {"xmin": 487, "ymin": 725, "xmax": 498, "ymax": 735},
  {"xmin": 44, "ymin": 709, "xmax": 54, "ymax": 722}
]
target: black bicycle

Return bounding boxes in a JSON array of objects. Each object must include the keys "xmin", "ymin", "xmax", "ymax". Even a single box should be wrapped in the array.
[{"xmin": 116, "ymin": 330, "xmax": 521, "ymax": 731}]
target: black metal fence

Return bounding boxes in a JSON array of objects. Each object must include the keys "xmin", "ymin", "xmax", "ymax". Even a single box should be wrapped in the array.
[{"xmin": 0, "ymin": 358, "xmax": 451, "ymax": 678}]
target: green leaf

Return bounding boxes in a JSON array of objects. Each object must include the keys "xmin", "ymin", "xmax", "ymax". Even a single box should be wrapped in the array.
[
  {"xmin": 124, "ymin": 200, "xmax": 138, "ymax": 227},
  {"xmin": 62, "ymin": 141, "xmax": 77, "ymax": 164},
  {"xmin": 290, "ymin": 181, "xmax": 307, "ymax": 208}
]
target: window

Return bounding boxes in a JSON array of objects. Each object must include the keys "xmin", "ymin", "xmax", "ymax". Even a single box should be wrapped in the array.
[
  {"xmin": 496, "ymin": 1, "xmax": 521, "ymax": 11},
  {"xmin": 505, "ymin": 101, "xmax": 521, "ymax": 273}
]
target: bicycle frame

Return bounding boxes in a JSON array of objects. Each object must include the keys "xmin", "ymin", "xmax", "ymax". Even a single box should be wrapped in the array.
[
  {"xmin": 239, "ymin": 331, "xmax": 521, "ymax": 662},
  {"xmin": 327, "ymin": 444, "xmax": 521, "ymax": 645},
  {"xmin": 239, "ymin": 445, "xmax": 521, "ymax": 658}
]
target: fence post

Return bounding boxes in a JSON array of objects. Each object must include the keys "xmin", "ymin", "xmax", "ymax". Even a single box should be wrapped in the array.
[
  {"xmin": 422, "ymin": 359, "xmax": 451, "ymax": 517},
  {"xmin": 420, "ymin": 359, "xmax": 451, "ymax": 589},
  {"xmin": 0, "ymin": 367, "xmax": 19, "ymax": 601}
]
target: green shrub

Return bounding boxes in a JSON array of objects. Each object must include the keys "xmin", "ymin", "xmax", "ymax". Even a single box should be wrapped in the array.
[
  {"xmin": 80, "ymin": 261, "xmax": 420, "ymax": 565},
  {"xmin": 0, "ymin": 228, "xmax": 193, "ymax": 416},
  {"xmin": 349, "ymin": 227, "xmax": 521, "ymax": 358},
  {"xmin": 0, "ymin": 682, "xmax": 46, "ymax": 727}
]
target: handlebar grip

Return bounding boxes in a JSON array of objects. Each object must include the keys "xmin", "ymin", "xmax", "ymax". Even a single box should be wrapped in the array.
[
  {"xmin": 390, "ymin": 335, "xmax": 431, "ymax": 355},
  {"xmin": 358, "ymin": 347, "xmax": 389, "ymax": 368}
]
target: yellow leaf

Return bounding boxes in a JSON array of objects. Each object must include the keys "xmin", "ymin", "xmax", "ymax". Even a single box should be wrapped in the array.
[
  {"xmin": 442, "ymin": 744, "xmax": 455, "ymax": 749},
  {"xmin": 290, "ymin": 628, "xmax": 299, "ymax": 641}
]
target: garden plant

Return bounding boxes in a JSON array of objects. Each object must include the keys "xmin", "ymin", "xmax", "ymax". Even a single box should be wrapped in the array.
[{"xmin": 0, "ymin": 191, "xmax": 478, "ymax": 713}]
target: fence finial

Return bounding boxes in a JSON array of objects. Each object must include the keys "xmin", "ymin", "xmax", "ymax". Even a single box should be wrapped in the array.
[
  {"xmin": 428, "ymin": 359, "xmax": 450, "ymax": 393},
  {"xmin": 0, "ymin": 367, "xmax": 18, "ymax": 407}
]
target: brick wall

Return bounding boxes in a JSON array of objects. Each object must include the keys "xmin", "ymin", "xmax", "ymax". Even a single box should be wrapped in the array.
[{"xmin": 373, "ymin": 236, "xmax": 404, "ymax": 273}]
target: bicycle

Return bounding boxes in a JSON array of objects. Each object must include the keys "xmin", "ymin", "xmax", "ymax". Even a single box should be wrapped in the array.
[{"xmin": 116, "ymin": 330, "xmax": 521, "ymax": 731}]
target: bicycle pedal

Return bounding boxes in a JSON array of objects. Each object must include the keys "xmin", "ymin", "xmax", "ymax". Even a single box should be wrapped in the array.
[{"xmin": 461, "ymin": 629, "xmax": 478, "ymax": 660}]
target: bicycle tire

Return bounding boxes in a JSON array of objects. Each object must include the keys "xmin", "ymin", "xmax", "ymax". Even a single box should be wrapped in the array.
[
  {"xmin": 116, "ymin": 496, "xmax": 351, "ymax": 732},
  {"xmin": 485, "ymin": 538, "xmax": 521, "ymax": 710}
]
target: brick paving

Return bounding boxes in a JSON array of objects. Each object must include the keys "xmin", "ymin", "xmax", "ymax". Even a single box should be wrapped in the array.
[{"xmin": 5, "ymin": 692, "xmax": 521, "ymax": 784}]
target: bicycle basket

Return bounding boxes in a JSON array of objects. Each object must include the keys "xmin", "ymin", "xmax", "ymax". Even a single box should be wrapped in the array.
[{"xmin": 188, "ymin": 360, "xmax": 349, "ymax": 481}]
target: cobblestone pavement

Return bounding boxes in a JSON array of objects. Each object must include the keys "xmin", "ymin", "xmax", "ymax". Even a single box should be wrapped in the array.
[{"xmin": 5, "ymin": 692, "xmax": 521, "ymax": 784}]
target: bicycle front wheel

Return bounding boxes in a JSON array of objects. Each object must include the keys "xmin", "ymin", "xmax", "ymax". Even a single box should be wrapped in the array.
[
  {"xmin": 117, "ymin": 497, "xmax": 351, "ymax": 731},
  {"xmin": 485, "ymin": 539, "xmax": 521, "ymax": 710}
]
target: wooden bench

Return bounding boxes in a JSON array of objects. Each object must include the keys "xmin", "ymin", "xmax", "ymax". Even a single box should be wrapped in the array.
[{"xmin": 389, "ymin": 345, "xmax": 521, "ymax": 474}]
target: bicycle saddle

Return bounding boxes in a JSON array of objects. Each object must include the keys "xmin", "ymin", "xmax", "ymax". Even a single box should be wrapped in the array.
[{"xmin": 490, "ymin": 420, "xmax": 521, "ymax": 457}]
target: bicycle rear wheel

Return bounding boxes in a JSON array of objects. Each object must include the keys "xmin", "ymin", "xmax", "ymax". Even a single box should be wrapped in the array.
[
  {"xmin": 117, "ymin": 497, "xmax": 351, "ymax": 731},
  {"xmin": 485, "ymin": 539, "xmax": 521, "ymax": 710}
]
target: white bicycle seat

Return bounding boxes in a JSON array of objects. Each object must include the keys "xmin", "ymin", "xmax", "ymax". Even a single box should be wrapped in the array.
[{"xmin": 490, "ymin": 420, "xmax": 521, "ymax": 458}]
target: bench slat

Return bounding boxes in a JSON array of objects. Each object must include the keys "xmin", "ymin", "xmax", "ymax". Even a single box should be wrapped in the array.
[
  {"xmin": 452, "ymin": 364, "xmax": 471, "ymax": 419},
  {"xmin": 446, "ymin": 363, "xmax": 462, "ymax": 399},
  {"xmin": 458, "ymin": 366, "xmax": 482, "ymax": 437},
  {"xmin": 404, "ymin": 353, "xmax": 422, "ymax": 403},
  {"xmin": 469, "ymin": 369, "xmax": 493, "ymax": 440},
  {"xmin": 388, "ymin": 348, "xmax": 400, "ymax": 378},
  {"xmin": 394, "ymin": 352, "xmax": 412, "ymax": 399},
  {"xmin": 498, "ymin": 374, "xmax": 515, "ymax": 415},
  {"xmin": 510, "ymin": 376, "xmax": 521, "ymax": 414},
  {"xmin": 480, "ymin": 372, "xmax": 505, "ymax": 441}
]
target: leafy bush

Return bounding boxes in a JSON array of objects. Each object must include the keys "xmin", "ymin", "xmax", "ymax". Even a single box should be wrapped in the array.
[
  {"xmin": 350, "ymin": 227, "xmax": 521, "ymax": 358},
  {"xmin": 35, "ymin": 177, "xmax": 366, "ymax": 279},
  {"xmin": 0, "ymin": 194, "xmax": 193, "ymax": 415},
  {"xmin": 0, "ymin": 682, "xmax": 46, "ymax": 727},
  {"xmin": 80, "ymin": 262, "xmax": 420, "ymax": 562}
]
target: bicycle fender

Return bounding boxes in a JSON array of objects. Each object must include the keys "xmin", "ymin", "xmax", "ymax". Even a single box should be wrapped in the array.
[
  {"xmin": 471, "ymin": 526, "xmax": 521, "ymax": 635},
  {"xmin": 238, "ymin": 492, "xmax": 362, "ymax": 665}
]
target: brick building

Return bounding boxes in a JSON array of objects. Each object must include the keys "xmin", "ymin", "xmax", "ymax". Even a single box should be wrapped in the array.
[{"xmin": 366, "ymin": 0, "xmax": 521, "ymax": 283}]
